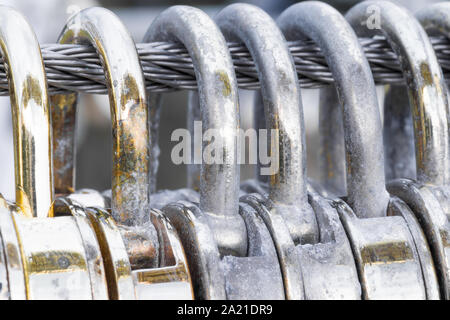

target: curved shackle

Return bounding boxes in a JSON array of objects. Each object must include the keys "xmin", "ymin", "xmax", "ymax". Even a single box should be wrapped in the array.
[
  {"xmin": 0, "ymin": 6, "xmax": 53, "ymax": 218},
  {"xmin": 416, "ymin": 2, "xmax": 450, "ymax": 181},
  {"xmin": 143, "ymin": 6, "xmax": 243, "ymax": 243},
  {"xmin": 214, "ymin": 3, "xmax": 310, "ymax": 236},
  {"xmin": 52, "ymin": 7, "xmax": 151, "ymax": 226},
  {"xmin": 278, "ymin": 1, "xmax": 389, "ymax": 219},
  {"xmin": 346, "ymin": 0, "xmax": 450, "ymax": 186}
]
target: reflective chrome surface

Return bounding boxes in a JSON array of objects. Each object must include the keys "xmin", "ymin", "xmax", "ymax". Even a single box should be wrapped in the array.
[{"xmin": 0, "ymin": 6, "xmax": 53, "ymax": 218}]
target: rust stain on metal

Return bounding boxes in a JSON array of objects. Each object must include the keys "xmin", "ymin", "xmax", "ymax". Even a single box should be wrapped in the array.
[
  {"xmin": 50, "ymin": 93, "xmax": 77, "ymax": 195},
  {"xmin": 112, "ymin": 74, "xmax": 149, "ymax": 225},
  {"xmin": 420, "ymin": 62, "xmax": 433, "ymax": 86},
  {"xmin": 135, "ymin": 263, "xmax": 190, "ymax": 284},
  {"xmin": 361, "ymin": 241, "xmax": 414, "ymax": 265},
  {"xmin": 121, "ymin": 228, "xmax": 158, "ymax": 270},
  {"xmin": 216, "ymin": 70, "xmax": 231, "ymax": 97},
  {"xmin": 20, "ymin": 76, "xmax": 43, "ymax": 107},
  {"xmin": 28, "ymin": 251, "xmax": 86, "ymax": 274}
]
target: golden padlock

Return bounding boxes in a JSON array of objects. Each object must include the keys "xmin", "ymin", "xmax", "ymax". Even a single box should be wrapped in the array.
[
  {"xmin": 50, "ymin": 7, "xmax": 193, "ymax": 299},
  {"xmin": 0, "ymin": 6, "xmax": 108, "ymax": 300}
]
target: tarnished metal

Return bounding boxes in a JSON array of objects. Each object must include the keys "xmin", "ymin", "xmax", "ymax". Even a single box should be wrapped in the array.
[
  {"xmin": 1, "ymin": 0, "xmax": 449, "ymax": 300},
  {"xmin": 0, "ymin": 7, "xmax": 53, "ymax": 219},
  {"xmin": 144, "ymin": 5, "xmax": 246, "ymax": 258},
  {"xmin": 52, "ymin": 7, "xmax": 193, "ymax": 300},
  {"xmin": 0, "ymin": 6, "xmax": 108, "ymax": 299},
  {"xmin": 202, "ymin": 3, "xmax": 360, "ymax": 300},
  {"xmin": 151, "ymin": 5, "xmax": 286, "ymax": 300},
  {"xmin": 216, "ymin": 3, "xmax": 317, "ymax": 246},
  {"xmin": 275, "ymin": 1, "xmax": 434, "ymax": 299},
  {"xmin": 347, "ymin": 1, "xmax": 449, "ymax": 187},
  {"xmin": 380, "ymin": 2, "xmax": 450, "ymax": 299},
  {"xmin": 214, "ymin": 4, "xmax": 287, "ymax": 300},
  {"xmin": 214, "ymin": 3, "xmax": 308, "ymax": 299},
  {"xmin": 53, "ymin": 8, "xmax": 151, "ymax": 227},
  {"xmin": 280, "ymin": 1, "xmax": 389, "ymax": 219},
  {"xmin": 239, "ymin": 1, "xmax": 360, "ymax": 300},
  {"xmin": 344, "ymin": 0, "xmax": 442, "ymax": 299}
]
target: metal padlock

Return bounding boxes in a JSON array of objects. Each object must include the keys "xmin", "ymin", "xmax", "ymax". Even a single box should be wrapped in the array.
[
  {"xmin": 380, "ymin": 2, "xmax": 450, "ymax": 299},
  {"xmin": 211, "ymin": 3, "xmax": 360, "ymax": 300},
  {"xmin": 146, "ymin": 5, "xmax": 286, "ymax": 299},
  {"xmin": 309, "ymin": 0, "xmax": 440, "ymax": 299},
  {"xmin": 0, "ymin": 6, "xmax": 108, "ymax": 300},
  {"xmin": 347, "ymin": 0, "xmax": 445, "ymax": 299},
  {"xmin": 50, "ymin": 7, "xmax": 193, "ymax": 300}
]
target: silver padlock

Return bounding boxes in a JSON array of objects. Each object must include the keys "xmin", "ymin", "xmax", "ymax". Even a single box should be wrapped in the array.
[
  {"xmin": 347, "ymin": 0, "xmax": 444, "ymax": 299},
  {"xmin": 381, "ymin": 2, "xmax": 450, "ymax": 299},
  {"xmin": 51, "ymin": 7, "xmax": 193, "ymax": 300}
]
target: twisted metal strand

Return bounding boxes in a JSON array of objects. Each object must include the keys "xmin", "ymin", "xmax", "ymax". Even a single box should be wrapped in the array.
[{"xmin": 0, "ymin": 35, "xmax": 448, "ymax": 95}]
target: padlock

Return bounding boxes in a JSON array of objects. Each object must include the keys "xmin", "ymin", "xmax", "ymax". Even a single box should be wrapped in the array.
[
  {"xmin": 0, "ymin": 6, "xmax": 108, "ymax": 299},
  {"xmin": 146, "ymin": 5, "xmax": 286, "ymax": 299},
  {"xmin": 50, "ymin": 7, "xmax": 193, "ymax": 299},
  {"xmin": 379, "ymin": 2, "xmax": 450, "ymax": 299},
  {"xmin": 306, "ymin": 0, "xmax": 441, "ymax": 299}
]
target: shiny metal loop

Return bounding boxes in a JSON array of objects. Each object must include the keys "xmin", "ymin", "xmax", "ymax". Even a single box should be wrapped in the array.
[
  {"xmin": 144, "ymin": 5, "xmax": 246, "ymax": 257},
  {"xmin": 377, "ymin": 2, "xmax": 450, "ymax": 299},
  {"xmin": 278, "ymin": 1, "xmax": 389, "ymax": 219},
  {"xmin": 416, "ymin": 2, "xmax": 450, "ymax": 181},
  {"xmin": 215, "ymin": 3, "xmax": 314, "ymax": 244},
  {"xmin": 53, "ymin": 7, "xmax": 151, "ymax": 227},
  {"xmin": 0, "ymin": 6, "xmax": 53, "ymax": 218},
  {"xmin": 0, "ymin": 6, "xmax": 52, "ymax": 299},
  {"xmin": 346, "ymin": 0, "xmax": 450, "ymax": 187},
  {"xmin": 343, "ymin": 0, "xmax": 443, "ymax": 299},
  {"xmin": 213, "ymin": 3, "xmax": 294, "ymax": 300},
  {"xmin": 0, "ymin": 6, "xmax": 106, "ymax": 300}
]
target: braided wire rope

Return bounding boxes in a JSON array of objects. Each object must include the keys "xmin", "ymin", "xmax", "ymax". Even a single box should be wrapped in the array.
[{"xmin": 0, "ymin": 35, "xmax": 449, "ymax": 95}]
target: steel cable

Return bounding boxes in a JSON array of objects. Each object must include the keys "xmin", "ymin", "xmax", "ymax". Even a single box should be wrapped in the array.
[{"xmin": 0, "ymin": 35, "xmax": 449, "ymax": 95}]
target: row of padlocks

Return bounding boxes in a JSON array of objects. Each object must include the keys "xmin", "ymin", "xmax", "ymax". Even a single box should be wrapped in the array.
[{"xmin": 0, "ymin": 0, "xmax": 449, "ymax": 300}]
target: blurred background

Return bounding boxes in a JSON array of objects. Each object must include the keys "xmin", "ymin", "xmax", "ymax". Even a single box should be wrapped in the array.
[{"xmin": 0, "ymin": 0, "xmax": 444, "ymax": 200}]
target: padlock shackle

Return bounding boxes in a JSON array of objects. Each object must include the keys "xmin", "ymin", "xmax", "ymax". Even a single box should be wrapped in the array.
[
  {"xmin": 215, "ymin": 4, "xmax": 310, "ymax": 217},
  {"xmin": 0, "ymin": 6, "xmax": 53, "ymax": 218},
  {"xmin": 347, "ymin": 1, "xmax": 450, "ymax": 186},
  {"xmin": 416, "ymin": 2, "xmax": 450, "ymax": 185},
  {"xmin": 143, "ymin": 6, "xmax": 241, "ymax": 221},
  {"xmin": 278, "ymin": 1, "xmax": 390, "ymax": 219},
  {"xmin": 55, "ymin": 7, "xmax": 151, "ymax": 226}
]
